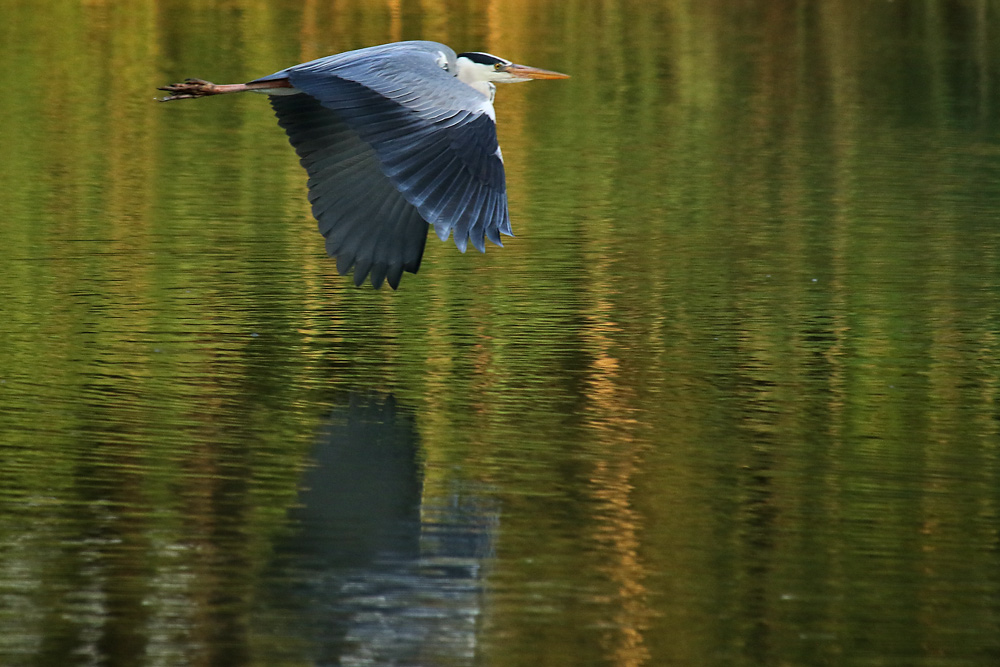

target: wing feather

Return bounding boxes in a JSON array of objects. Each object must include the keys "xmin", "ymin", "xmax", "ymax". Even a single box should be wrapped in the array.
[
  {"xmin": 270, "ymin": 93, "xmax": 427, "ymax": 288},
  {"xmin": 274, "ymin": 42, "xmax": 511, "ymax": 252},
  {"xmin": 257, "ymin": 41, "xmax": 513, "ymax": 288}
]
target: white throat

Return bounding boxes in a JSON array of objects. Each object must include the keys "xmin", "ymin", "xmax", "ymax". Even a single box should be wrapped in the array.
[
  {"xmin": 468, "ymin": 80, "xmax": 496, "ymax": 101},
  {"xmin": 455, "ymin": 57, "xmax": 502, "ymax": 101}
]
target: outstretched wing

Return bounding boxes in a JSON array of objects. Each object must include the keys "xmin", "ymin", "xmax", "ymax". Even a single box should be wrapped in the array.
[
  {"xmin": 269, "ymin": 93, "xmax": 427, "ymax": 289},
  {"xmin": 257, "ymin": 41, "xmax": 511, "ymax": 288}
]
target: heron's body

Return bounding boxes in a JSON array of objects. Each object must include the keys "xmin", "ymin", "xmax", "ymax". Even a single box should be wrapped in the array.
[{"xmin": 158, "ymin": 41, "xmax": 568, "ymax": 289}]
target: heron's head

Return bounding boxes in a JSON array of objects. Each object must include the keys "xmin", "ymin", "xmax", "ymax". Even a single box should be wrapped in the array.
[{"xmin": 455, "ymin": 52, "xmax": 570, "ymax": 86}]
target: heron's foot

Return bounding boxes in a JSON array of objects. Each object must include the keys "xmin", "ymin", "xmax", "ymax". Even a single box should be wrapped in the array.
[{"xmin": 156, "ymin": 79, "xmax": 219, "ymax": 102}]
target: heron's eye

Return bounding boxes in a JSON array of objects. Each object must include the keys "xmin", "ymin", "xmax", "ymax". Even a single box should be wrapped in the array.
[{"xmin": 494, "ymin": 63, "xmax": 503, "ymax": 71}]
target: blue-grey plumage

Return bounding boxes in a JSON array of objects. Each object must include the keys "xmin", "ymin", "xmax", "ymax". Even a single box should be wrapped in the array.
[{"xmin": 158, "ymin": 40, "xmax": 569, "ymax": 289}]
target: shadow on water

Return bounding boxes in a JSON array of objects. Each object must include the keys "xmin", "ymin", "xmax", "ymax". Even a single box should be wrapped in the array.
[{"xmin": 258, "ymin": 394, "xmax": 497, "ymax": 666}]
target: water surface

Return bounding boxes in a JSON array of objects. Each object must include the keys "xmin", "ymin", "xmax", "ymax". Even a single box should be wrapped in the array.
[{"xmin": 2, "ymin": 1, "xmax": 1000, "ymax": 665}]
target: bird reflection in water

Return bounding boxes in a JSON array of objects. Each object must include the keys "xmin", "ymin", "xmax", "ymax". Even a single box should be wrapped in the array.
[{"xmin": 259, "ymin": 395, "xmax": 497, "ymax": 666}]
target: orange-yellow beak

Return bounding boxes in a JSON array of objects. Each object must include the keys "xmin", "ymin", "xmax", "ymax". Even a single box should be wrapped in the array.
[{"xmin": 502, "ymin": 63, "xmax": 571, "ymax": 80}]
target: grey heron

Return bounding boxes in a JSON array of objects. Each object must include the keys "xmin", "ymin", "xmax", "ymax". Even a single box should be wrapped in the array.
[{"xmin": 158, "ymin": 41, "xmax": 569, "ymax": 289}]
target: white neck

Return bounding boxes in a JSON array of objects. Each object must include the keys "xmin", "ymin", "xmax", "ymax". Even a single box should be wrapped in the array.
[
  {"xmin": 465, "ymin": 80, "xmax": 496, "ymax": 101},
  {"xmin": 455, "ymin": 57, "xmax": 508, "ymax": 100}
]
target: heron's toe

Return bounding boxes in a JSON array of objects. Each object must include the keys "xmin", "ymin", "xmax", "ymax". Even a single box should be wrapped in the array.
[{"xmin": 156, "ymin": 79, "xmax": 217, "ymax": 101}]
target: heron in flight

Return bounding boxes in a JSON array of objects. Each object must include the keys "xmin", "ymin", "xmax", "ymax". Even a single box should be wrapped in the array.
[{"xmin": 158, "ymin": 41, "xmax": 569, "ymax": 289}]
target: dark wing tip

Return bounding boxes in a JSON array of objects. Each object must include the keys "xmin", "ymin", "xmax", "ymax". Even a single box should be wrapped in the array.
[{"xmin": 270, "ymin": 92, "xmax": 431, "ymax": 290}]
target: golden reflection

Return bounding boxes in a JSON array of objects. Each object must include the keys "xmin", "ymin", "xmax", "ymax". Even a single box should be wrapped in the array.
[
  {"xmin": 418, "ymin": 0, "xmax": 451, "ymax": 42},
  {"xmin": 388, "ymin": 0, "xmax": 403, "ymax": 42},
  {"xmin": 300, "ymin": 0, "xmax": 321, "ymax": 58},
  {"xmin": 581, "ymin": 293, "xmax": 651, "ymax": 666}
]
